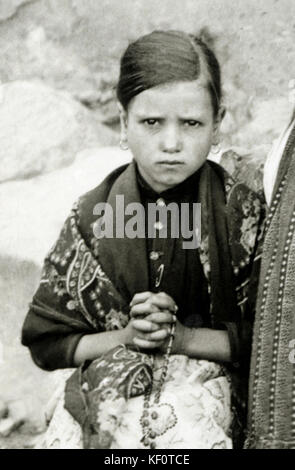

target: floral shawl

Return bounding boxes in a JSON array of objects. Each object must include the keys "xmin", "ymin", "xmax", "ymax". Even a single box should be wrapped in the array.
[{"xmin": 22, "ymin": 159, "xmax": 264, "ymax": 446}]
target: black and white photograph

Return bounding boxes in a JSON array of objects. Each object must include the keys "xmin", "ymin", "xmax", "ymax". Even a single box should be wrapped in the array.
[{"xmin": 0, "ymin": 0, "xmax": 295, "ymax": 452}]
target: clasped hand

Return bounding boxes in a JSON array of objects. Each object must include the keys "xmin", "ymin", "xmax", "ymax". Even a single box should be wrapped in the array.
[{"xmin": 124, "ymin": 291, "xmax": 184, "ymax": 353}]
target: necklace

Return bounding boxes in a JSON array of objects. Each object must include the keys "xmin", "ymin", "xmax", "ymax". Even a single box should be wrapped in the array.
[{"xmin": 140, "ymin": 322, "xmax": 177, "ymax": 449}]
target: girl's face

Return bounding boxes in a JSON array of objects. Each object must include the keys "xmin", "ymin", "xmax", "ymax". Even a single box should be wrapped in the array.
[{"xmin": 119, "ymin": 80, "xmax": 221, "ymax": 193}]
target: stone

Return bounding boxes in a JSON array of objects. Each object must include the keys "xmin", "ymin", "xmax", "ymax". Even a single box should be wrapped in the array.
[
  {"xmin": 0, "ymin": 0, "xmax": 31, "ymax": 21},
  {"xmin": 0, "ymin": 145, "xmax": 131, "ymax": 266},
  {"xmin": 0, "ymin": 0, "xmax": 294, "ymax": 146},
  {"xmin": 0, "ymin": 418, "xmax": 16, "ymax": 438},
  {"xmin": 234, "ymin": 98, "xmax": 294, "ymax": 147},
  {"xmin": 0, "ymin": 400, "xmax": 8, "ymax": 420},
  {"xmin": 0, "ymin": 81, "xmax": 118, "ymax": 182}
]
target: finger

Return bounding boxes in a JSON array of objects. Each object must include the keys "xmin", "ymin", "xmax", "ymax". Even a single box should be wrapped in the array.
[
  {"xmin": 156, "ymin": 291, "xmax": 175, "ymax": 301},
  {"xmin": 136, "ymin": 328, "xmax": 169, "ymax": 342},
  {"xmin": 133, "ymin": 337, "xmax": 162, "ymax": 350},
  {"xmin": 149, "ymin": 329, "xmax": 169, "ymax": 341},
  {"xmin": 130, "ymin": 303, "xmax": 159, "ymax": 318},
  {"xmin": 132, "ymin": 319, "xmax": 160, "ymax": 332},
  {"xmin": 145, "ymin": 311, "xmax": 177, "ymax": 324},
  {"xmin": 129, "ymin": 292, "xmax": 153, "ymax": 307},
  {"xmin": 150, "ymin": 293, "xmax": 178, "ymax": 312}
]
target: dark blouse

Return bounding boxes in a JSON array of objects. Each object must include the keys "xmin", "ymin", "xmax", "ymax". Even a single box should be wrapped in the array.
[{"xmin": 136, "ymin": 167, "xmax": 211, "ymax": 327}]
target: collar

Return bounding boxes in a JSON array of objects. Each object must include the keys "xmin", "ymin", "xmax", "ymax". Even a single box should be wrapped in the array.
[{"xmin": 135, "ymin": 161, "xmax": 202, "ymax": 202}]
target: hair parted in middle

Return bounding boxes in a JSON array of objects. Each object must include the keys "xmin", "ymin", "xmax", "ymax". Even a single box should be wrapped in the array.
[{"xmin": 117, "ymin": 30, "xmax": 222, "ymax": 118}]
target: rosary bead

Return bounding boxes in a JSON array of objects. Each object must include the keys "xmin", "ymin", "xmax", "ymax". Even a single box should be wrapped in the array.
[
  {"xmin": 140, "ymin": 327, "xmax": 176, "ymax": 444},
  {"xmin": 143, "ymin": 437, "xmax": 150, "ymax": 447}
]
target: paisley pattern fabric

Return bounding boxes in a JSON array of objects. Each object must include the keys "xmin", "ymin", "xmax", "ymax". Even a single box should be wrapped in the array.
[
  {"xmin": 22, "ymin": 160, "xmax": 264, "ymax": 449},
  {"xmin": 64, "ymin": 345, "xmax": 153, "ymax": 449}
]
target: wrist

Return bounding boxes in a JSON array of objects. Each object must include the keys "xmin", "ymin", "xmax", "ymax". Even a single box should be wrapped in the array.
[
  {"xmin": 118, "ymin": 326, "xmax": 130, "ymax": 346},
  {"xmin": 172, "ymin": 324, "xmax": 190, "ymax": 355}
]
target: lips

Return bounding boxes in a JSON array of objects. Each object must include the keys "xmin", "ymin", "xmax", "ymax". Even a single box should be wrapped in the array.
[{"xmin": 157, "ymin": 161, "xmax": 184, "ymax": 165}]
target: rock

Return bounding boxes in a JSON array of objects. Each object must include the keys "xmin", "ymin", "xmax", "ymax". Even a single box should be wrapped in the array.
[
  {"xmin": 289, "ymin": 79, "xmax": 295, "ymax": 106},
  {"xmin": 0, "ymin": 0, "xmax": 31, "ymax": 21},
  {"xmin": 0, "ymin": 0, "xmax": 294, "ymax": 132},
  {"xmin": 0, "ymin": 81, "xmax": 118, "ymax": 182},
  {"xmin": 250, "ymin": 98, "xmax": 293, "ymax": 135},
  {"xmin": 0, "ymin": 418, "xmax": 16, "ymax": 437},
  {"xmin": 234, "ymin": 98, "xmax": 293, "ymax": 147},
  {"xmin": 0, "ymin": 400, "xmax": 8, "ymax": 420},
  {"xmin": 0, "ymin": 146, "xmax": 131, "ymax": 265}
]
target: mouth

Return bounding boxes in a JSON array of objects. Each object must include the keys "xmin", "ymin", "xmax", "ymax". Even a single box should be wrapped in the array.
[{"xmin": 157, "ymin": 161, "xmax": 184, "ymax": 166}]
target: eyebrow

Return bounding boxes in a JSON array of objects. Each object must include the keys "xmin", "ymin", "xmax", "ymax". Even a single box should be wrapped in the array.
[
  {"xmin": 134, "ymin": 112, "xmax": 205, "ymax": 120},
  {"xmin": 134, "ymin": 113, "xmax": 164, "ymax": 119}
]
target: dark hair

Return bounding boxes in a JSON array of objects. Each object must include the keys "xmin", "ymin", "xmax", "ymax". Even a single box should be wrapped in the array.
[{"xmin": 117, "ymin": 30, "xmax": 222, "ymax": 118}]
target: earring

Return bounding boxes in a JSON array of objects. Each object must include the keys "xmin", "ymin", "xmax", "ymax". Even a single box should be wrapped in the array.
[
  {"xmin": 211, "ymin": 142, "xmax": 221, "ymax": 155},
  {"xmin": 119, "ymin": 138, "xmax": 129, "ymax": 151}
]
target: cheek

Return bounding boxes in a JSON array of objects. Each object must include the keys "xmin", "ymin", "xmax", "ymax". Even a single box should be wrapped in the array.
[
  {"xmin": 186, "ymin": 132, "xmax": 213, "ymax": 166},
  {"xmin": 188, "ymin": 133, "xmax": 212, "ymax": 155},
  {"xmin": 127, "ymin": 132, "xmax": 156, "ymax": 161},
  {"xmin": 128, "ymin": 137, "xmax": 145, "ymax": 157},
  {"xmin": 127, "ymin": 126, "xmax": 144, "ymax": 148}
]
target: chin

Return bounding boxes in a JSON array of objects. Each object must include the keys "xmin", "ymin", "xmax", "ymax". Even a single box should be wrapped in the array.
[{"xmin": 159, "ymin": 175, "xmax": 185, "ymax": 189}]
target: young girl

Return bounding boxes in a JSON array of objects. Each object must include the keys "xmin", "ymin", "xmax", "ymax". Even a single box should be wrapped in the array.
[{"xmin": 22, "ymin": 30, "xmax": 263, "ymax": 449}]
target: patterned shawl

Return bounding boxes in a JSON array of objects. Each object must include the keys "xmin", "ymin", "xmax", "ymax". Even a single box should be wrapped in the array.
[
  {"xmin": 245, "ymin": 122, "xmax": 295, "ymax": 449},
  {"xmin": 22, "ymin": 159, "xmax": 264, "ymax": 446}
]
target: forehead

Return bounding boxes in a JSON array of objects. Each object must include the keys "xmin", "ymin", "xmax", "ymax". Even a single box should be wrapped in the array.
[{"xmin": 128, "ymin": 80, "xmax": 212, "ymax": 117}]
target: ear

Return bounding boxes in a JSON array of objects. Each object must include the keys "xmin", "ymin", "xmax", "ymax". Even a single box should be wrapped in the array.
[
  {"xmin": 219, "ymin": 105, "xmax": 226, "ymax": 121},
  {"xmin": 212, "ymin": 105, "xmax": 226, "ymax": 142},
  {"xmin": 117, "ymin": 101, "xmax": 128, "ymax": 140}
]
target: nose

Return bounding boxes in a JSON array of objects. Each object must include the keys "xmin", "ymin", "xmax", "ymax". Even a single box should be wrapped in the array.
[{"xmin": 160, "ymin": 124, "xmax": 182, "ymax": 153}]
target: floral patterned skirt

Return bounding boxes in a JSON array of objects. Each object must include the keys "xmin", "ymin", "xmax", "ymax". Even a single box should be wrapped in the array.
[{"xmin": 35, "ymin": 355, "xmax": 233, "ymax": 449}]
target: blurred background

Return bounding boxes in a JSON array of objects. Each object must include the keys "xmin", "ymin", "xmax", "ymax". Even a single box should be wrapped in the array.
[{"xmin": 0, "ymin": 0, "xmax": 295, "ymax": 448}]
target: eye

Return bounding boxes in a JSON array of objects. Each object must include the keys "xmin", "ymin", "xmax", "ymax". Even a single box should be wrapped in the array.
[
  {"xmin": 143, "ymin": 119, "xmax": 160, "ymax": 126},
  {"xmin": 183, "ymin": 120, "xmax": 200, "ymax": 128}
]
